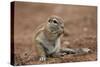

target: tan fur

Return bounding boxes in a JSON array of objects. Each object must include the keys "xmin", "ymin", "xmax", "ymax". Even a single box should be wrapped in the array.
[{"xmin": 27, "ymin": 16, "xmax": 91, "ymax": 62}]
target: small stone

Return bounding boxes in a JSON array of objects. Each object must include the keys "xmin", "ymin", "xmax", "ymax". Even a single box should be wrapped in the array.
[
  {"xmin": 63, "ymin": 41, "xmax": 70, "ymax": 45},
  {"xmin": 83, "ymin": 27, "xmax": 88, "ymax": 32}
]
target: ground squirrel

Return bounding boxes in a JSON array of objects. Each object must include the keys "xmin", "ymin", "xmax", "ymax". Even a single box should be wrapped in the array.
[{"xmin": 32, "ymin": 16, "xmax": 91, "ymax": 61}]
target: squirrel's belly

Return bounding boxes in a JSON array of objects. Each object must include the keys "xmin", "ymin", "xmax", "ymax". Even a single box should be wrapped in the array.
[{"xmin": 36, "ymin": 32, "xmax": 59, "ymax": 54}]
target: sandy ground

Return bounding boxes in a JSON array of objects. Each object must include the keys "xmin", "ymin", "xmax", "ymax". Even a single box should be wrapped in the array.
[{"xmin": 12, "ymin": 2, "xmax": 97, "ymax": 65}]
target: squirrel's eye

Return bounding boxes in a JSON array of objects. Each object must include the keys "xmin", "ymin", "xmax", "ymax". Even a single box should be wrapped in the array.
[{"xmin": 53, "ymin": 20, "xmax": 57, "ymax": 24}]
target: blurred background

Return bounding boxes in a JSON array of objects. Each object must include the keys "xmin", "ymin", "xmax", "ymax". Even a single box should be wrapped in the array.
[{"xmin": 13, "ymin": 1, "xmax": 97, "ymax": 65}]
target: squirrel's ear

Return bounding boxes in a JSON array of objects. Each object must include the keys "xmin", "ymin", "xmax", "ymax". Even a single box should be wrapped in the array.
[{"xmin": 48, "ymin": 18, "xmax": 52, "ymax": 23}]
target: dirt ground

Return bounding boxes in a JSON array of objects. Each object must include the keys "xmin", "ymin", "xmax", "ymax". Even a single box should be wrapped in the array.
[{"xmin": 12, "ymin": 1, "xmax": 97, "ymax": 65}]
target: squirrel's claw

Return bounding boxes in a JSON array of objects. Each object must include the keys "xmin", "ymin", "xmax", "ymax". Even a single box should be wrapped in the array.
[{"xmin": 39, "ymin": 56, "xmax": 46, "ymax": 61}]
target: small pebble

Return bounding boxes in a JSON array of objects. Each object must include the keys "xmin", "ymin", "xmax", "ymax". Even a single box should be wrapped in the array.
[
  {"xmin": 83, "ymin": 27, "xmax": 88, "ymax": 32},
  {"xmin": 63, "ymin": 41, "xmax": 70, "ymax": 45}
]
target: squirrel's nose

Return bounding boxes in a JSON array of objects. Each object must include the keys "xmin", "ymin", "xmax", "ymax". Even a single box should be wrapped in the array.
[
  {"xmin": 59, "ymin": 27, "xmax": 64, "ymax": 33},
  {"xmin": 61, "ymin": 26, "xmax": 64, "ymax": 29}
]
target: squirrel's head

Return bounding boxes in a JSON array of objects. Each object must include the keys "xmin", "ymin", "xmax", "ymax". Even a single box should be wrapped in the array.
[{"xmin": 46, "ymin": 16, "xmax": 64, "ymax": 33}]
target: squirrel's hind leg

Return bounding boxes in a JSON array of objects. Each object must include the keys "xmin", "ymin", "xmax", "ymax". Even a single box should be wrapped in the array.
[{"xmin": 60, "ymin": 48, "xmax": 91, "ymax": 55}]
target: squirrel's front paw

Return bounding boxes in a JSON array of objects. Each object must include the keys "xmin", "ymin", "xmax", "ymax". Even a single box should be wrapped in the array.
[{"xmin": 39, "ymin": 56, "xmax": 46, "ymax": 61}]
